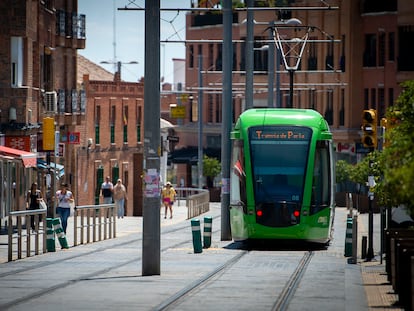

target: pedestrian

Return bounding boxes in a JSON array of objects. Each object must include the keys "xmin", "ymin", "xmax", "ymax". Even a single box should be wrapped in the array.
[
  {"xmin": 113, "ymin": 179, "xmax": 127, "ymax": 219},
  {"xmin": 161, "ymin": 181, "xmax": 176, "ymax": 219},
  {"xmin": 26, "ymin": 182, "xmax": 42, "ymax": 230},
  {"xmin": 56, "ymin": 183, "xmax": 74, "ymax": 234},
  {"xmin": 101, "ymin": 176, "xmax": 114, "ymax": 204}
]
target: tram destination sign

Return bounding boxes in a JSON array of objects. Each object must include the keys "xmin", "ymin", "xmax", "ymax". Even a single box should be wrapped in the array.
[{"xmin": 250, "ymin": 126, "xmax": 311, "ymax": 141}]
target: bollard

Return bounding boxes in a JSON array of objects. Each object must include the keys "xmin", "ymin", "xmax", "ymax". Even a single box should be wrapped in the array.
[
  {"xmin": 203, "ymin": 216, "xmax": 212, "ymax": 248},
  {"xmin": 344, "ymin": 216, "xmax": 353, "ymax": 257},
  {"xmin": 361, "ymin": 235, "xmax": 367, "ymax": 259},
  {"xmin": 46, "ymin": 218, "xmax": 56, "ymax": 252},
  {"xmin": 191, "ymin": 219, "xmax": 202, "ymax": 253},
  {"xmin": 52, "ymin": 218, "xmax": 69, "ymax": 249}
]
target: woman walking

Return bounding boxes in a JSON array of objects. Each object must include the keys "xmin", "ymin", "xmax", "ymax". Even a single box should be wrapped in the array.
[
  {"xmin": 56, "ymin": 183, "xmax": 74, "ymax": 233},
  {"xmin": 113, "ymin": 179, "xmax": 127, "ymax": 219},
  {"xmin": 26, "ymin": 182, "xmax": 42, "ymax": 230}
]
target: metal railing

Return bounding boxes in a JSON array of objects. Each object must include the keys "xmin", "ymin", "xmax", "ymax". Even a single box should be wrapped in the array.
[
  {"xmin": 174, "ymin": 187, "xmax": 210, "ymax": 219},
  {"xmin": 72, "ymin": 203, "xmax": 117, "ymax": 246},
  {"xmin": 7, "ymin": 208, "xmax": 47, "ymax": 262}
]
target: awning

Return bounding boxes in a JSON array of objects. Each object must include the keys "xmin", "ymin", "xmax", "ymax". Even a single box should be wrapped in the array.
[
  {"xmin": 37, "ymin": 159, "xmax": 65, "ymax": 178},
  {"xmin": 0, "ymin": 145, "xmax": 37, "ymax": 168}
]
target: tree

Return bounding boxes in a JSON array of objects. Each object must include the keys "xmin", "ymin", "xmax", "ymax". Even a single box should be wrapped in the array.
[
  {"xmin": 381, "ymin": 80, "xmax": 414, "ymax": 212},
  {"xmin": 203, "ymin": 155, "xmax": 221, "ymax": 188}
]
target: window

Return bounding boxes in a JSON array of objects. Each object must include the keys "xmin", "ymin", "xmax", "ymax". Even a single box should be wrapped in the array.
[
  {"xmin": 110, "ymin": 106, "xmax": 116, "ymax": 144},
  {"xmin": 310, "ymin": 141, "xmax": 332, "ymax": 215},
  {"xmin": 339, "ymin": 89, "xmax": 345, "ymax": 126},
  {"xmin": 364, "ymin": 88, "xmax": 369, "ymax": 110},
  {"xmin": 208, "ymin": 44, "xmax": 214, "ymax": 70},
  {"xmin": 340, "ymin": 35, "xmax": 346, "ymax": 72},
  {"xmin": 388, "ymin": 32, "xmax": 395, "ymax": 61},
  {"xmin": 189, "ymin": 45, "xmax": 194, "ymax": 68},
  {"xmin": 325, "ymin": 39, "xmax": 334, "ymax": 70},
  {"xmin": 398, "ymin": 26, "xmax": 414, "ymax": 71},
  {"xmin": 363, "ymin": 34, "xmax": 377, "ymax": 67},
  {"xmin": 249, "ymin": 126, "xmax": 311, "ymax": 227},
  {"xmin": 95, "ymin": 105, "xmax": 101, "ymax": 145},
  {"xmin": 123, "ymin": 105, "xmax": 128, "ymax": 144},
  {"xmin": 11, "ymin": 37, "xmax": 23, "ymax": 88},
  {"xmin": 230, "ymin": 139, "xmax": 247, "ymax": 208},
  {"xmin": 388, "ymin": 88, "xmax": 394, "ymax": 107},
  {"xmin": 307, "ymin": 38, "xmax": 317, "ymax": 70},
  {"xmin": 136, "ymin": 105, "xmax": 142, "ymax": 143},
  {"xmin": 215, "ymin": 43, "xmax": 222, "ymax": 71},
  {"xmin": 371, "ymin": 88, "xmax": 377, "ymax": 111}
]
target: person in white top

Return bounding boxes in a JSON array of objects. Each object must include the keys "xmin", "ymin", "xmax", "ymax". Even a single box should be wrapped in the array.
[{"xmin": 56, "ymin": 183, "xmax": 74, "ymax": 233}]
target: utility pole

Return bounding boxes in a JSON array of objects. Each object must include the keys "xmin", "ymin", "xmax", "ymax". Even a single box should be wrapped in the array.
[
  {"xmin": 221, "ymin": 0, "xmax": 232, "ymax": 241},
  {"xmin": 142, "ymin": 0, "xmax": 161, "ymax": 276},
  {"xmin": 366, "ymin": 159, "xmax": 375, "ymax": 261},
  {"xmin": 197, "ymin": 54, "xmax": 203, "ymax": 189},
  {"xmin": 245, "ymin": 0, "xmax": 254, "ymax": 110}
]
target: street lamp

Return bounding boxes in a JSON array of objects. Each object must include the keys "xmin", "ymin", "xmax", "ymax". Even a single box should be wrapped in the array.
[
  {"xmin": 100, "ymin": 61, "xmax": 139, "ymax": 80},
  {"xmin": 271, "ymin": 18, "xmax": 309, "ymax": 108}
]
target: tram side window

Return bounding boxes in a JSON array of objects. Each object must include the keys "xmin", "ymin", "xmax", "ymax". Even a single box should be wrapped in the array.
[
  {"xmin": 230, "ymin": 140, "xmax": 247, "ymax": 207},
  {"xmin": 310, "ymin": 141, "xmax": 331, "ymax": 214}
]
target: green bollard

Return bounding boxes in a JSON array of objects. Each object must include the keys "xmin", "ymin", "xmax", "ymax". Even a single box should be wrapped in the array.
[
  {"xmin": 191, "ymin": 219, "xmax": 202, "ymax": 253},
  {"xmin": 203, "ymin": 216, "xmax": 212, "ymax": 248},
  {"xmin": 52, "ymin": 218, "xmax": 69, "ymax": 249},
  {"xmin": 46, "ymin": 218, "xmax": 56, "ymax": 252},
  {"xmin": 344, "ymin": 216, "xmax": 353, "ymax": 257}
]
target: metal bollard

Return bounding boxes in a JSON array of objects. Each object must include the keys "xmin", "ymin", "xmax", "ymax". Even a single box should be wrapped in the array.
[
  {"xmin": 361, "ymin": 236, "xmax": 367, "ymax": 259},
  {"xmin": 344, "ymin": 216, "xmax": 353, "ymax": 257},
  {"xmin": 46, "ymin": 218, "xmax": 56, "ymax": 252},
  {"xmin": 52, "ymin": 218, "xmax": 69, "ymax": 249},
  {"xmin": 191, "ymin": 219, "xmax": 202, "ymax": 253},
  {"xmin": 203, "ymin": 216, "xmax": 212, "ymax": 248}
]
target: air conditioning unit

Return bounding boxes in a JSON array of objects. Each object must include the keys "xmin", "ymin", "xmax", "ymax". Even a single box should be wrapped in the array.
[{"xmin": 45, "ymin": 91, "xmax": 57, "ymax": 113}]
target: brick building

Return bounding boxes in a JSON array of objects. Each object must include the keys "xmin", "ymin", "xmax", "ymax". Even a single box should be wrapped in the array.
[
  {"xmin": 166, "ymin": 0, "xmax": 414, "ymax": 189},
  {"xmin": 0, "ymin": 0, "xmax": 85, "ymax": 214}
]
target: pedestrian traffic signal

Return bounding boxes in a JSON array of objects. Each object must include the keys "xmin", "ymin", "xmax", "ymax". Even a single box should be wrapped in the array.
[{"xmin": 362, "ymin": 109, "xmax": 377, "ymax": 149}]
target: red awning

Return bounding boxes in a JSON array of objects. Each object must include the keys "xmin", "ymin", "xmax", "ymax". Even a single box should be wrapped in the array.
[{"xmin": 0, "ymin": 146, "xmax": 37, "ymax": 168}]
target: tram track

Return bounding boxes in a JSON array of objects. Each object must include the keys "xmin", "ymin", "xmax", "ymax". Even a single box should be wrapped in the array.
[
  {"xmin": 154, "ymin": 250, "xmax": 314, "ymax": 311},
  {"xmin": 271, "ymin": 251, "xmax": 313, "ymax": 311}
]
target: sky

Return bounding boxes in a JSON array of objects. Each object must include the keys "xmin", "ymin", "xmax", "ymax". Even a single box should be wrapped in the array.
[{"xmin": 78, "ymin": 1, "xmax": 191, "ymax": 83}]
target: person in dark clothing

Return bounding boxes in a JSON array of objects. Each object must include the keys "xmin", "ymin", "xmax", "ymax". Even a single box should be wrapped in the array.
[{"xmin": 26, "ymin": 182, "xmax": 42, "ymax": 230}]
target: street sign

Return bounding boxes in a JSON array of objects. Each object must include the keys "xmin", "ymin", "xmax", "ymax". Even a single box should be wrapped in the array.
[
  {"xmin": 167, "ymin": 136, "xmax": 179, "ymax": 143},
  {"xmin": 170, "ymin": 106, "xmax": 186, "ymax": 119}
]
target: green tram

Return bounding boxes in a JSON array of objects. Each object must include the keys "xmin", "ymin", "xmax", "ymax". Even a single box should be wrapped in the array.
[{"xmin": 229, "ymin": 109, "xmax": 335, "ymax": 244}]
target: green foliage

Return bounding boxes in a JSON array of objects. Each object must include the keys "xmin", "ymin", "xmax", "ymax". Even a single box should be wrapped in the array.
[
  {"xmin": 380, "ymin": 80, "xmax": 414, "ymax": 211},
  {"xmin": 203, "ymin": 155, "xmax": 221, "ymax": 188},
  {"xmin": 335, "ymin": 160, "xmax": 351, "ymax": 184}
]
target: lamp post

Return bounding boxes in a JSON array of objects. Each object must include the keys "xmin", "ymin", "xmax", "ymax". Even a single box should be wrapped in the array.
[
  {"xmin": 100, "ymin": 61, "xmax": 139, "ymax": 80},
  {"xmin": 272, "ymin": 18, "xmax": 308, "ymax": 108}
]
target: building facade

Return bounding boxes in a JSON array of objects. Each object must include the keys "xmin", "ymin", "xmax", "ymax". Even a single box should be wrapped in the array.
[
  {"xmin": 0, "ymin": 0, "xmax": 85, "ymax": 216},
  {"xmin": 167, "ymin": 0, "xmax": 414, "ymax": 188}
]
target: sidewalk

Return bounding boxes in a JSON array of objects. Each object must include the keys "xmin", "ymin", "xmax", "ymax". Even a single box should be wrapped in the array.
[
  {"xmin": 0, "ymin": 203, "xmax": 405, "ymax": 310},
  {"xmin": 0, "ymin": 200, "xmax": 191, "ymax": 264},
  {"xmin": 357, "ymin": 212, "xmax": 403, "ymax": 311}
]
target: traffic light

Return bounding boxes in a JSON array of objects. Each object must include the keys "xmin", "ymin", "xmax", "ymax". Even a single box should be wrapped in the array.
[{"xmin": 362, "ymin": 109, "xmax": 377, "ymax": 149}]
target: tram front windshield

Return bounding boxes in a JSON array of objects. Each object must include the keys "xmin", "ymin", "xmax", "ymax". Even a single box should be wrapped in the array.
[{"xmin": 249, "ymin": 126, "xmax": 311, "ymax": 205}]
